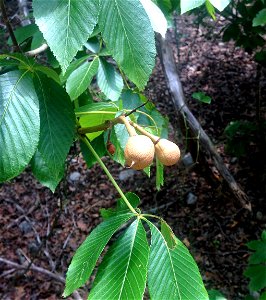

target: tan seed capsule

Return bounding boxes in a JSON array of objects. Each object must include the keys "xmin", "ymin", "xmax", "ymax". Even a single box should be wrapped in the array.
[
  {"xmin": 124, "ymin": 135, "xmax": 155, "ymax": 170},
  {"xmin": 155, "ymin": 139, "xmax": 180, "ymax": 166}
]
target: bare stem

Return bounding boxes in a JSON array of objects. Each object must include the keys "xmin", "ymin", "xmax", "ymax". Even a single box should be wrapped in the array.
[
  {"xmin": 0, "ymin": 257, "xmax": 83, "ymax": 300},
  {"xmin": 81, "ymin": 136, "xmax": 138, "ymax": 215}
]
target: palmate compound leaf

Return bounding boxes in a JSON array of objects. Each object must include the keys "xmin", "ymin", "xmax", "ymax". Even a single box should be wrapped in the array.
[
  {"xmin": 146, "ymin": 220, "xmax": 208, "ymax": 300},
  {"xmin": 88, "ymin": 219, "xmax": 149, "ymax": 300},
  {"xmin": 0, "ymin": 70, "xmax": 40, "ymax": 182},
  {"xmin": 63, "ymin": 213, "xmax": 135, "ymax": 297},
  {"xmin": 33, "ymin": 73, "xmax": 75, "ymax": 181},
  {"xmin": 33, "ymin": 0, "xmax": 98, "ymax": 73},
  {"xmin": 98, "ymin": 0, "xmax": 156, "ymax": 90}
]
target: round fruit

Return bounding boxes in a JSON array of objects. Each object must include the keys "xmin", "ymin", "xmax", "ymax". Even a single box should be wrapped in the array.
[
  {"xmin": 124, "ymin": 135, "xmax": 155, "ymax": 170},
  {"xmin": 155, "ymin": 139, "xmax": 180, "ymax": 166}
]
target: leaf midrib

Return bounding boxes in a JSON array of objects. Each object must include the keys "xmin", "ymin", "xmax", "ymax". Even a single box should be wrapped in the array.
[
  {"xmin": 118, "ymin": 220, "xmax": 139, "ymax": 299},
  {"xmin": 150, "ymin": 222, "xmax": 181, "ymax": 299}
]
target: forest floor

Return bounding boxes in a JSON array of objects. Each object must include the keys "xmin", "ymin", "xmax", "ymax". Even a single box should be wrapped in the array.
[{"xmin": 0, "ymin": 3, "xmax": 266, "ymax": 300}]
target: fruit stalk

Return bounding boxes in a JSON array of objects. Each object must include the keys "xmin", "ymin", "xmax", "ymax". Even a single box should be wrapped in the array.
[
  {"xmin": 118, "ymin": 115, "xmax": 137, "ymax": 136},
  {"xmin": 129, "ymin": 121, "xmax": 159, "ymax": 143}
]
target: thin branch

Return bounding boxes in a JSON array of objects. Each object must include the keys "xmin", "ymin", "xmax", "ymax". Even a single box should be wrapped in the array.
[
  {"xmin": 0, "ymin": 0, "xmax": 21, "ymax": 51},
  {"xmin": 125, "ymin": 99, "xmax": 150, "ymax": 117},
  {"xmin": 0, "ymin": 257, "xmax": 83, "ymax": 300}
]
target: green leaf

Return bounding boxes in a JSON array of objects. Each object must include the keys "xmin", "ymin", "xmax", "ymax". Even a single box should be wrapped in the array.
[
  {"xmin": 0, "ymin": 70, "xmax": 40, "ymax": 182},
  {"xmin": 66, "ymin": 57, "xmax": 99, "ymax": 100},
  {"xmin": 31, "ymin": 30, "xmax": 45, "ymax": 50},
  {"xmin": 156, "ymin": 157, "xmax": 164, "ymax": 190},
  {"xmin": 262, "ymin": 230, "xmax": 266, "ymax": 241},
  {"xmin": 7, "ymin": 23, "xmax": 39, "ymax": 46},
  {"xmin": 209, "ymin": 0, "xmax": 230, "ymax": 11},
  {"xmin": 208, "ymin": 289, "xmax": 227, "ymax": 300},
  {"xmin": 97, "ymin": 58, "xmax": 123, "ymax": 101},
  {"xmin": 99, "ymin": 0, "xmax": 156, "ymax": 89},
  {"xmin": 244, "ymin": 265, "xmax": 266, "ymax": 292},
  {"xmin": 88, "ymin": 219, "xmax": 149, "ymax": 300},
  {"xmin": 100, "ymin": 192, "xmax": 140, "ymax": 219},
  {"xmin": 192, "ymin": 92, "xmax": 212, "ymax": 104},
  {"xmin": 33, "ymin": 0, "xmax": 98, "ymax": 73},
  {"xmin": 33, "ymin": 74, "xmax": 75, "ymax": 179},
  {"xmin": 181, "ymin": 0, "xmax": 205, "ymax": 14},
  {"xmin": 206, "ymin": 0, "xmax": 216, "ymax": 20},
  {"xmin": 59, "ymin": 55, "xmax": 90, "ymax": 84},
  {"xmin": 253, "ymin": 8, "xmax": 266, "ymax": 27},
  {"xmin": 31, "ymin": 150, "xmax": 64, "ymax": 192},
  {"xmin": 147, "ymin": 220, "xmax": 208, "ymax": 300},
  {"xmin": 114, "ymin": 119, "xmax": 130, "ymax": 150},
  {"xmin": 161, "ymin": 221, "xmax": 177, "ymax": 249},
  {"xmin": 34, "ymin": 66, "xmax": 61, "ymax": 84},
  {"xmin": 0, "ymin": 53, "xmax": 34, "ymax": 69},
  {"xmin": 80, "ymin": 133, "xmax": 107, "ymax": 168},
  {"xmin": 246, "ymin": 240, "xmax": 266, "ymax": 265},
  {"xmin": 77, "ymin": 102, "xmax": 118, "ymax": 141},
  {"xmin": 104, "ymin": 128, "xmax": 126, "ymax": 165},
  {"xmin": 260, "ymin": 291, "xmax": 266, "ymax": 300},
  {"xmin": 63, "ymin": 213, "xmax": 134, "ymax": 297},
  {"xmin": 139, "ymin": 0, "xmax": 167, "ymax": 37}
]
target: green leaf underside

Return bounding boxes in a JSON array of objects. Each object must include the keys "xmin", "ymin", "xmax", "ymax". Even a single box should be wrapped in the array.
[
  {"xmin": 66, "ymin": 57, "xmax": 99, "ymax": 100},
  {"xmin": 99, "ymin": 0, "xmax": 156, "ymax": 89},
  {"xmin": 89, "ymin": 219, "xmax": 149, "ymax": 300},
  {"xmin": 63, "ymin": 213, "xmax": 134, "ymax": 297},
  {"xmin": 139, "ymin": 0, "xmax": 167, "ymax": 37},
  {"xmin": 147, "ymin": 220, "xmax": 208, "ymax": 300},
  {"xmin": 209, "ymin": 0, "xmax": 230, "ymax": 11},
  {"xmin": 34, "ymin": 74, "xmax": 75, "ymax": 178},
  {"xmin": 33, "ymin": 0, "xmax": 98, "ymax": 73},
  {"xmin": 181, "ymin": 0, "xmax": 205, "ymax": 14},
  {"xmin": 97, "ymin": 58, "xmax": 123, "ymax": 101},
  {"xmin": 0, "ymin": 70, "xmax": 40, "ymax": 182},
  {"xmin": 31, "ymin": 150, "xmax": 64, "ymax": 192}
]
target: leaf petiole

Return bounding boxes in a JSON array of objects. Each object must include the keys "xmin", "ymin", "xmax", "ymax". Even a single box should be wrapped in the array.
[{"xmin": 81, "ymin": 135, "xmax": 138, "ymax": 215}]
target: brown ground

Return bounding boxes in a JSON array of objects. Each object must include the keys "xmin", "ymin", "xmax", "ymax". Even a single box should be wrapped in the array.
[{"xmin": 0, "ymin": 4, "xmax": 266, "ymax": 300}]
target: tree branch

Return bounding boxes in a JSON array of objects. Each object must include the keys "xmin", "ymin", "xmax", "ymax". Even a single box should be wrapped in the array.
[
  {"xmin": 157, "ymin": 32, "xmax": 251, "ymax": 211},
  {"xmin": 0, "ymin": 257, "xmax": 83, "ymax": 300},
  {"xmin": 0, "ymin": 0, "xmax": 21, "ymax": 51}
]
